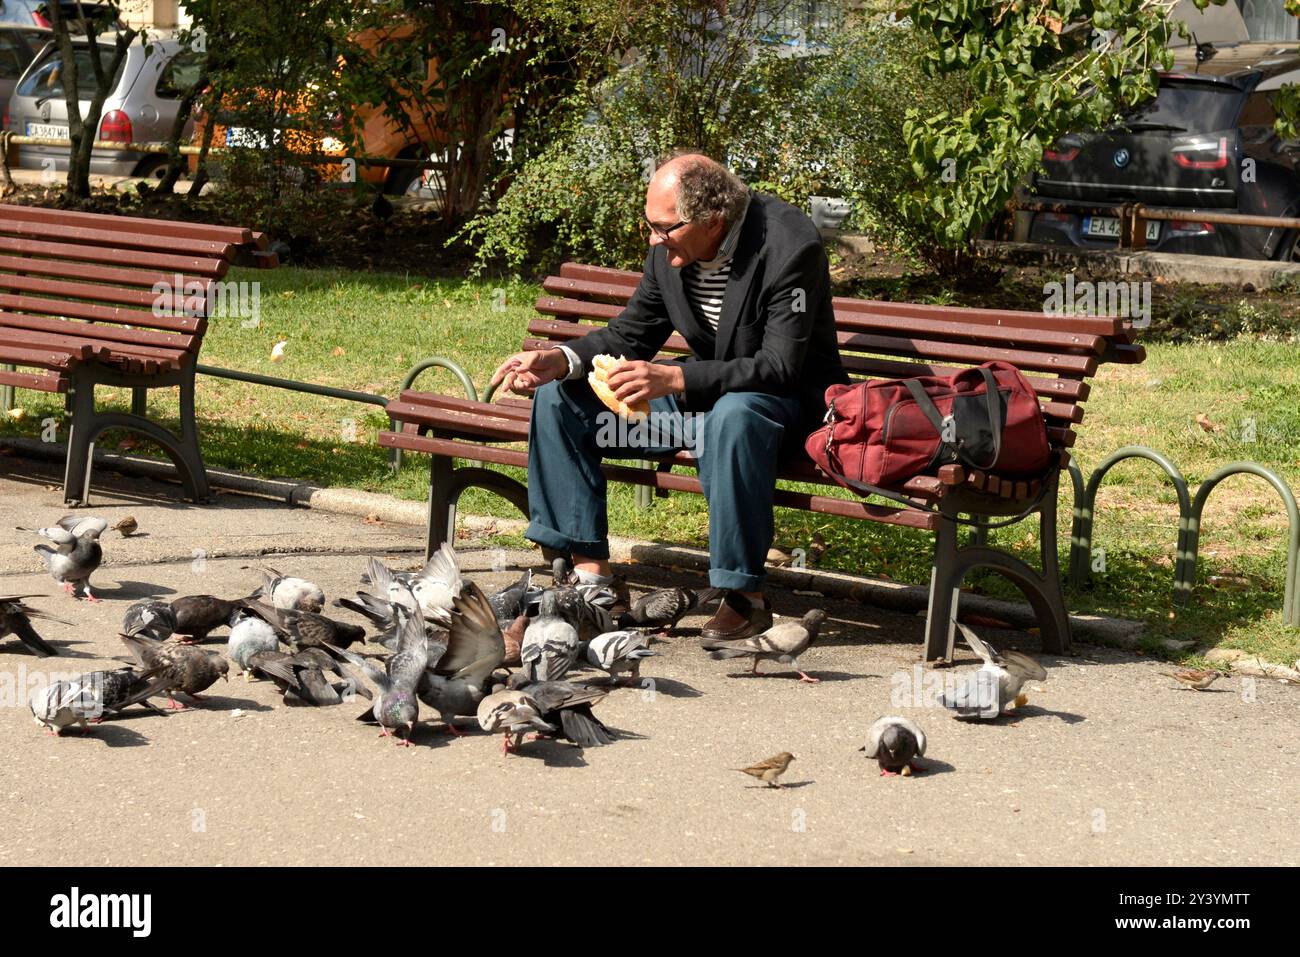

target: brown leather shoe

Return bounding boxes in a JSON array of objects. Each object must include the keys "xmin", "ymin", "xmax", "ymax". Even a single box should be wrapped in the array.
[{"xmin": 700, "ymin": 591, "xmax": 773, "ymax": 642}]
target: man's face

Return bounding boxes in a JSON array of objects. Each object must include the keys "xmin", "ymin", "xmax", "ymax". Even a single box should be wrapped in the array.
[{"xmin": 644, "ymin": 182, "xmax": 727, "ymax": 269}]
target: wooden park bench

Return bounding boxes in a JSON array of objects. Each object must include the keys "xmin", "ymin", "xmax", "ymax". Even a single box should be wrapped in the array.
[
  {"xmin": 0, "ymin": 204, "xmax": 276, "ymax": 505},
  {"xmin": 380, "ymin": 261, "xmax": 1145, "ymax": 662}
]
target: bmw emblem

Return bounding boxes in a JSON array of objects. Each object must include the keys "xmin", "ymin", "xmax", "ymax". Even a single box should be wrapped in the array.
[{"xmin": 1113, "ymin": 148, "xmax": 1130, "ymax": 169}]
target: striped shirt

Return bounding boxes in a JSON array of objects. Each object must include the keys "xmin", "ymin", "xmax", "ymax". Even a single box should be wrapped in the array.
[{"xmin": 682, "ymin": 259, "xmax": 731, "ymax": 332}]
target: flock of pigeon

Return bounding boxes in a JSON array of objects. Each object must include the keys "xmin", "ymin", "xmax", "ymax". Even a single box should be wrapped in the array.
[{"xmin": 2, "ymin": 512, "xmax": 1218, "ymax": 781}]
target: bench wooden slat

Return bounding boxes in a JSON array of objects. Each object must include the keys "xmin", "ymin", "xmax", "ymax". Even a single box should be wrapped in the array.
[
  {"xmin": 0, "ymin": 236, "xmax": 230, "ymax": 278},
  {"xmin": 0, "ymin": 367, "xmax": 65, "ymax": 391},
  {"xmin": 379, "ymin": 430, "xmax": 944, "ymax": 530},
  {"xmin": 0, "ymin": 219, "xmax": 234, "ymax": 259},
  {"xmin": 0, "ymin": 253, "xmax": 215, "ymax": 291},
  {"xmin": 0, "ymin": 310, "xmax": 198, "ymax": 353},
  {"xmin": 0, "ymin": 340, "xmax": 79, "ymax": 370},
  {"xmin": 0, "ymin": 293, "xmax": 206, "ymax": 334},
  {"xmin": 0, "ymin": 271, "xmax": 211, "ymax": 312},
  {"xmin": 0, "ymin": 204, "xmax": 254, "ymax": 246},
  {"xmin": 0, "ymin": 321, "xmax": 187, "ymax": 365}
]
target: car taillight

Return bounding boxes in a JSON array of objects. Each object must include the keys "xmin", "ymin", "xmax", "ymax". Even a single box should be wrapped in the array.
[
  {"xmin": 1044, "ymin": 147, "xmax": 1079, "ymax": 162},
  {"xmin": 99, "ymin": 110, "xmax": 133, "ymax": 143},
  {"xmin": 1172, "ymin": 136, "xmax": 1228, "ymax": 170},
  {"xmin": 1169, "ymin": 220, "xmax": 1216, "ymax": 234}
]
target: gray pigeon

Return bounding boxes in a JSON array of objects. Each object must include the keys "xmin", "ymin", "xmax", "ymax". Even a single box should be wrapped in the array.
[
  {"xmin": 703, "ymin": 609, "xmax": 826, "ymax": 682},
  {"xmin": 0, "ymin": 596, "xmax": 63, "ymax": 656},
  {"xmin": 521, "ymin": 590, "xmax": 580, "ymax": 682},
  {"xmin": 334, "ymin": 589, "xmax": 407, "ymax": 648},
  {"xmin": 226, "ymin": 610, "xmax": 281, "ymax": 678},
  {"xmin": 119, "ymin": 633, "xmax": 229, "ymax": 709},
  {"xmin": 249, "ymin": 648, "xmax": 370, "ymax": 706},
  {"xmin": 417, "ymin": 581, "xmax": 505, "ymax": 735},
  {"xmin": 583, "ymin": 629, "xmax": 656, "ymax": 684},
  {"xmin": 487, "ymin": 568, "xmax": 536, "ymax": 629},
  {"xmin": 506, "ymin": 675, "xmax": 615, "ymax": 748},
  {"xmin": 940, "ymin": 623, "xmax": 1048, "ymax": 720},
  {"xmin": 476, "ymin": 687, "xmax": 555, "ymax": 754},
  {"xmin": 122, "ymin": 600, "xmax": 178, "ymax": 642},
  {"xmin": 862, "ymin": 715, "xmax": 927, "ymax": 776},
  {"xmin": 341, "ymin": 604, "xmax": 428, "ymax": 745},
  {"xmin": 29, "ymin": 667, "xmax": 168, "ymax": 734},
  {"xmin": 618, "ymin": 586, "xmax": 712, "ymax": 633},
  {"xmin": 22, "ymin": 515, "xmax": 108, "ymax": 600},
  {"xmin": 257, "ymin": 566, "xmax": 325, "ymax": 613}
]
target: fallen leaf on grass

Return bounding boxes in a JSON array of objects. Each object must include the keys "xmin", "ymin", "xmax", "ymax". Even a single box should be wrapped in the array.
[
  {"xmin": 271, "ymin": 340, "xmax": 288, "ymax": 362},
  {"xmin": 332, "ymin": 347, "xmax": 346, "ymax": 357}
]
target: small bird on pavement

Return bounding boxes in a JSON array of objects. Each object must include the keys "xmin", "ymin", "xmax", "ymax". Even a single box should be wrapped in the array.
[
  {"xmin": 476, "ymin": 687, "xmax": 555, "ymax": 755},
  {"xmin": 618, "ymin": 586, "xmax": 711, "ymax": 633},
  {"xmin": 0, "ymin": 596, "xmax": 63, "ymax": 657},
  {"xmin": 521, "ymin": 590, "xmax": 580, "ymax": 682},
  {"xmin": 736, "ymin": 752, "xmax": 796, "ymax": 788},
  {"xmin": 1160, "ymin": 668, "xmax": 1222, "ymax": 691},
  {"xmin": 21, "ymin": 516, "xmax": 108, "ymax": 601},
  {"xmin": 111, "ymin": 516, "xmax": 138, "ymax": 537},
  {"xmin": 862, "ymin": 716, "xmax": 927, "ymax": 776},
  {"xmin": 703, "ymin": 609, "xmax": 825, "ymax": 682}
]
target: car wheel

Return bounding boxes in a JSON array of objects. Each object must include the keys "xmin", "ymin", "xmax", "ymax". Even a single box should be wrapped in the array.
[
  {"xmin": 1273, "ymin": 229, "xmax": 1300, "ymax": 262},
  {"xmin": 133, "ymin": 156, "xmax": 170, "ymax": 181}
]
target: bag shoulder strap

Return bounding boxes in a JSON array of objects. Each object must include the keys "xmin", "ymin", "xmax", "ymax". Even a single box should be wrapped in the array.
[{"xmin": 903, "ymin": 366, "xmax": 1001, "ymax": 471}]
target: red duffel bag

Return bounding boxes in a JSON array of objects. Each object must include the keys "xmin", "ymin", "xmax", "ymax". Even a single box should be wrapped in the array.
[{"xmin": 805, "ymin": 360, "xmax": 1052, "ymax": 508}]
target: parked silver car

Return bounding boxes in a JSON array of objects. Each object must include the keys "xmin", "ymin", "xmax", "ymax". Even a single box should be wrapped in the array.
[
  {"xmin": 0, "ymin": 23, "xmax": 50, "ymax": 119},
  {"xmin": 6, "ymin": 35, "xmax": 201, "ymax": 179}
]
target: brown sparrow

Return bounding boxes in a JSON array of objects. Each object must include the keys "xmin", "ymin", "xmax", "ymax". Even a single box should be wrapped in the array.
[
  {"xmin": 736, "ymin": 752, "xmax": 795, "ymax": 788},
  {"xmin": 1160, "ymin": 668, "xmax": 1222, "ymax": 691}
]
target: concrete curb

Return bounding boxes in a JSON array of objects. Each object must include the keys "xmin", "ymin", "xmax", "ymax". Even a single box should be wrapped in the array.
[
  {"xmin": 4, "ymin": 436, "xmax": 1146, "ymax": 648},
  {"xmin": 977, "ymin": 239, "xmax": 1300, "ymax": 289}
]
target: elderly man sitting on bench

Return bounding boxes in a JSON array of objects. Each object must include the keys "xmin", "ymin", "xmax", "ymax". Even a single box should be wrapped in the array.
[{"xmin": 491, "ymin": 152, "xmax": 847, "ymax": 641}]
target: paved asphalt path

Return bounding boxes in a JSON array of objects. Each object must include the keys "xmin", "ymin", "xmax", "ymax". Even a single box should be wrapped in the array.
[{"xmin": 0, "ymin": 456, "xmax": 1296, "ymax": 866}]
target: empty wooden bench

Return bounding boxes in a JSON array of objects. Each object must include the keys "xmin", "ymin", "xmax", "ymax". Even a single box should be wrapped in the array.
[
  {"xmin": 381, "ymin": 261, "xmax": 1145, "ymax": 662},
  {"xmin": 0, "ymin": 204, "xmax": 276, "ymax": 505}
]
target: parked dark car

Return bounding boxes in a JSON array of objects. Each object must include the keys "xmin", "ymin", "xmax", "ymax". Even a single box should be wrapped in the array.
[{"xmin": 1026, "ymin": 43, "xmax": 1300, "ymax": 261}]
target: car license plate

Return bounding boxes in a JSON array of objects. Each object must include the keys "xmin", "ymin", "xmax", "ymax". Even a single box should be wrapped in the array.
[
  {"xmin": 25, "ymin": 122, "xmax": 68, "ymax": 140},
  {"xmin": 1083, "ymin": 216, "xmax": 1161, "ymax": 241},
  {"xmin": 225, "ymin": 127, "xmax": 280, "ymax": 149}
]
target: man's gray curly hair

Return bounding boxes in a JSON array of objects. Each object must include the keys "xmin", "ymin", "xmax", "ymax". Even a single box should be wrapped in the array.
[{"xmin": 662, "ymin": 151, "xmax": 749, "ymax": 228}]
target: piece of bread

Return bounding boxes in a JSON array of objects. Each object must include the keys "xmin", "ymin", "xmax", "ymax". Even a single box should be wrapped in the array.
[{"xmin": 588, "ymin": 354, "xmax": 650, "ymax": 421}]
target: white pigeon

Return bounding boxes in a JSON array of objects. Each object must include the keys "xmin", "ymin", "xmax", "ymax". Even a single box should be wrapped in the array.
[
  {"xmin": 584, "ymin": 630, "xmax": 656, "ymax": 684},
  {"xmin": 863, "ymin": 715, "xmax": 927, "ymax": 776},
  {"xmin": 940, "ymin": 623, "xmax": 1048, "ymax": 719},
  {"xmin": 29, "ymin": 679, "xmax": 98, "ymax": 735},
  {"xmin": 258, "ymin": 566, "xmax": 325, "ymax": 613},
  {"xmin": 226, "ymin": 611, "xmax": 281, "ymax": 679},
  {"xmin": 365, "ymin": 545, "xmax": 462, "ymax": 627}
]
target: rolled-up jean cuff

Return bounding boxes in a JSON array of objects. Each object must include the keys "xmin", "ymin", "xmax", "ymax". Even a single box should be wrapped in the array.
[
  {"xmin": 525, "ymin": 522, "xmax": 610, "ymax": 561},
  {"xmin": 709, "ymin": 568, "xmax": 766, "ymax": 591}
]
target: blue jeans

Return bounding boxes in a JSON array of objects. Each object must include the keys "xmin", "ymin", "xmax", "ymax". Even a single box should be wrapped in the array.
[{"xmin": 525, "ymin": 379, "xmax": 803, "ymax": 591}]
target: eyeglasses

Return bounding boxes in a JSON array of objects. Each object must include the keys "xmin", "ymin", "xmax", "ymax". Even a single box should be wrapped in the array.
[{"xmin": 643, "ymin": 212, "xmax": 689, "ymax": 240}]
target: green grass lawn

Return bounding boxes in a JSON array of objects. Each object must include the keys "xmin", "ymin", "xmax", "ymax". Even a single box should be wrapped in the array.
[{"xmin": 5, "ymin": 265, "xmax": 1298, "ymax": 663}]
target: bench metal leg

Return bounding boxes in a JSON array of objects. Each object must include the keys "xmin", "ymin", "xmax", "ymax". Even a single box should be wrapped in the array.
[
  {"xmin": 176, "ymin": 370, "xmax": 211, "ymax": 502},
  {"xmin": 62, "ymin": 378, "xmax": 97, "ymax": 506},
  {"xmin": 923, "ymin": 476, "xmax": 1072, "ymax": 662},
  {"xmin": 131, "ymin": 387, "xmax": 147, "ymax": 416},
  {"xmin": 60, "ymin": 371, "xmax": 212, "ymax": 506},
  {"xmin": 427, "ymin": 453, "xmax": 455, "ymax": 559},
  {"xmin": 423, "ymin": 458, "xmax": 531, "ymax": 561},
  {"xmin": 924, "ymin": 512, "xmax": 962, "ymax": 662}
]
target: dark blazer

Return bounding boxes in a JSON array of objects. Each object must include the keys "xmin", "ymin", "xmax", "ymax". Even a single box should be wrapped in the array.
[{"xmin": 566, "ymin": 192, "xmax": 848, "ymax": 428}]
